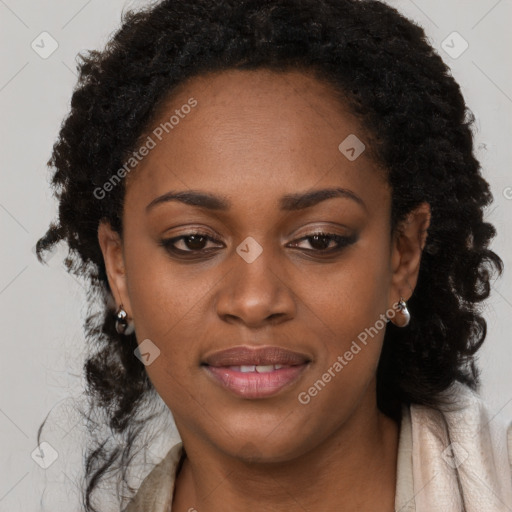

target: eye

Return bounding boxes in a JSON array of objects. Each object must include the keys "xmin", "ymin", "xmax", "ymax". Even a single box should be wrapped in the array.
[
  {"xmin": 159, "ymin": 230, "xmax": 357, "ymax": 259},
  {"xmin": 159, "ymin": 231, "xmax": 224, "ymax": 255},
  {"xmin": 288, "ymin": 232, "xmax": 357, "ymax": 253}
]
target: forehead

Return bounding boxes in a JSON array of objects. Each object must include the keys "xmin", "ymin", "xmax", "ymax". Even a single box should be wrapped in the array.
[{"xmin": 124, "ymin": 68, "xmax": 388, "ymax": 216}]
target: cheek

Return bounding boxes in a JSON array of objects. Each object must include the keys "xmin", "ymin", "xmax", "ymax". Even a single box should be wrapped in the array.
[
  {"xmin": 302, "ymin": 234, "xmax": 391, "ymax": 346},
  {"xmin": 122, "ymin": 242, "xmax": 210, "ymax": 396},
  {"xmin": 294, "ymin": 232, "xmax": 392, "ymax": 407},
  {"xmin": 123, "ymin": 228, "xmax": 204, "ymax": 337},
  {"xmin": 125, "ymin": 263, "xmax": 206, "ymax": 410}
]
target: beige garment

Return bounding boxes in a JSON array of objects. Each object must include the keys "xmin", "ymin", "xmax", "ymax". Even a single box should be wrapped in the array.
[{"xmin": 123, "ymin": 382, "xmax": 512, "ymax": 512}]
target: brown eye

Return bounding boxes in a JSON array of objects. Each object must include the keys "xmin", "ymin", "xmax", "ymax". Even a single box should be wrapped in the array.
[
  {"xmin": 159, "ymin": 231, "xmax": 223, "ymax": 255},
  {"xmin": 289, "ymin": 232, "xmax": 358, "ymax": 253},
  {"xmin": 307, "ymin": 234, "xmax": 335, "ymax": 251},
  {"xmin": 180, "ymin": 234, "xmax": 208, "ymax": 251}
]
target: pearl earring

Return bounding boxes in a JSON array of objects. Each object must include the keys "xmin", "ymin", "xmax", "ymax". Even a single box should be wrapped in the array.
[
  {"xmin": 115, "ymin": 305, "xmax": 135, "ymax": 335},
  {"xmin": 397, "ymin": 297, "xmax": 410, "ymax": 327}
]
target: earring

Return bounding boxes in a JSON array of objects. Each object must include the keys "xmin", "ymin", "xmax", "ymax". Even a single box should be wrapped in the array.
[
  {"xmin": 397, "ymin": 297, "xmax": 410, "ymax": 327},
  {"xmin": 115, "ymin": 304, "xmax": 135, "ymax": 335}
]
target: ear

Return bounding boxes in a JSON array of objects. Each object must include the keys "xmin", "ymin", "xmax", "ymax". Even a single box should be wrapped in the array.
[
  {"xmin": 97, "ymin": 220, "xmax": 132, "ymax": 316},
  {"xmin": 388, "ymin": 202, "xmax": 430, "ymax": 322}
]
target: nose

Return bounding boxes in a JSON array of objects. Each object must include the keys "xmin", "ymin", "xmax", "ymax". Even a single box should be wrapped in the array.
[{"xmin": 214, "ymin": 244, "xmax": 296, "ymax": 328}]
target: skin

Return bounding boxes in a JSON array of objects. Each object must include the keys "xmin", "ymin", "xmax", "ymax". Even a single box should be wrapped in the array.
[{"xmin": 98, "ymin": 68, "xmax": 430, "ymax": 511}]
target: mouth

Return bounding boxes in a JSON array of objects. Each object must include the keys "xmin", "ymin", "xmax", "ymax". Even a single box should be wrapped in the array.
[
  {"xmin": 201, "ymin": 345, "xmax": 311, "ymax": 399},
  {"xmin": 223, "ymin": 364, "xmax": 290, "ymax": 372}
]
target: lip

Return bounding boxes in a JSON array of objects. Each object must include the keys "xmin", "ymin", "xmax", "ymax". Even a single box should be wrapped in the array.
[
  {"xmin": 202, "ymin": 345, "xmax": 311, "ymax": 399},
  {"xmin": 202, "ymin": 345, "xmax": 311, "ymax": 367}
]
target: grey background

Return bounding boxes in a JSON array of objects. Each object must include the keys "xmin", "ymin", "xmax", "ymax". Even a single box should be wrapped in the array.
[{"xmin": 1, "ymin": 0, "xmax": 511, "ymax": 510}]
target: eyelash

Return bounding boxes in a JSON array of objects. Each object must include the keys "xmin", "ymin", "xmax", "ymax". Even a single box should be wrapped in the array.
[{"xmin": 159, "ymin": 230, "xmax": 357, "ymax": 258}]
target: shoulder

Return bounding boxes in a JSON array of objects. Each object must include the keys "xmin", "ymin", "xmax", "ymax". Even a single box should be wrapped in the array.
[
  {"xmin": 122, "ymin": 441, "xmax": 184, "ymax": 512},
  {"xmin": 436, "ymin": 381, "xmax": 512, "ymax": 454},
  {"xmin": 409, "ymin": 381, "xmax": 512, "ymax": 503},
  {"xmin": 455, "ymin": 381, "xmax": 512, "ymax": 454}
]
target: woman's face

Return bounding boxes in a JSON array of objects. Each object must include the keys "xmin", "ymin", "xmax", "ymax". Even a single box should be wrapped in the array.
[{"xmin": 99, "ymin": 68, "xmax": 428, "ymax": 462}]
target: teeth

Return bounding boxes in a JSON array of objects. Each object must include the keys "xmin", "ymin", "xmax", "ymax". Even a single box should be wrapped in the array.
[
  {"xmin": 230, "ymin": 364, "xmax": 287, "ymax": 373},
  {"xmin": 255, "ymin": 365, "xmax": 275, "ymax": 373}
]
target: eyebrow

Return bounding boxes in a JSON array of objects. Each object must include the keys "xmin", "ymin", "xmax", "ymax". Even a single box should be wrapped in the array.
[{"xmin": 145, "ymin": 187, "xmax": 366, "ymax": 213}]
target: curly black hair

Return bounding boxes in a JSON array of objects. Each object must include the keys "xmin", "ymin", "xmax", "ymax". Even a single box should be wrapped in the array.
[{"xmin": 35, "ymin": 0, "xmax": 503, "ymax": 510}]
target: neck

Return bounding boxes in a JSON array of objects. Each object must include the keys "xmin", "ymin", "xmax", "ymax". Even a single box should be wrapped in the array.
[{"xmin": 172, "ymin": 386, "xmax": 400, "ymax": 511}]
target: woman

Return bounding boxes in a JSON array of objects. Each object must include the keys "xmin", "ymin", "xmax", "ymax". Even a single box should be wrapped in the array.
[{"xmin": 35, "ymin": 0, "xmax": 512, "ymax": 510}]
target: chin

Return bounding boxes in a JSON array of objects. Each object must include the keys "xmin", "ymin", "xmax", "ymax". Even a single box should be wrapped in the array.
[{"xmin": 212, "ymin": 428, "xmax": 315, "ymax": 465}]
